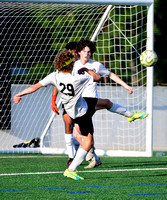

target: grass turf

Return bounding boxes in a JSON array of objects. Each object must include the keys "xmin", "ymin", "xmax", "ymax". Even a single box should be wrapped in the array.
[{"xmin": 0, "ymin": 153, "xmax": 167, "ymax": 199}]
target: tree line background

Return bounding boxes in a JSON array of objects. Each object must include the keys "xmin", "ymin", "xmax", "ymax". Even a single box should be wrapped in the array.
[
  {"xmin": 154, "ymin": 0, "xmax": 167, "ymax": 84},
  {"xmin": 1, "ymin": 2, "xmax": 166, "ymax": 85}
]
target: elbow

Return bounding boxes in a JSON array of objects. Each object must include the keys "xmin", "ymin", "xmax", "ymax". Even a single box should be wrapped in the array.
[
  {"xmin": 97, "ymin": 76, "xmax": 101, "ymax": 82},
  {"xmin": 95, "ymin": 75, "xmax": 101, "ymax": 82}
]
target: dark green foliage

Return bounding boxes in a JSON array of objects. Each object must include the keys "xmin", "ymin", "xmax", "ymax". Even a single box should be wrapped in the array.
[
  {"xmin": 154, "ymin": 0, "xmax": 167, "ymax": 84},
  {"xmin": 1, "ymin": 2, "xmax": 166, "ymax": 85}
]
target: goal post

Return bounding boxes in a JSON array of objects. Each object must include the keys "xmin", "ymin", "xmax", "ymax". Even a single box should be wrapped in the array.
[
  {"xmin": 146, "ymin": 3, "xmax": 154, "ymax": 157},
  {"xmin": 0, "ymin": 0, "xmax": 154, "ymax": 157}
]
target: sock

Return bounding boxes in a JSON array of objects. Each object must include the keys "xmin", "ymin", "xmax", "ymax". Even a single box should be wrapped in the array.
[
  {"xmin": 64, "ymin": 133, "xmax": 76, "ymax": 159},
  {"xmin": 108, "ymin": 103, "xmax": 133, "ymax": 117},
  {"xmin": 68, "ymin": 148, "xmax": 87, "ymax": 172}
]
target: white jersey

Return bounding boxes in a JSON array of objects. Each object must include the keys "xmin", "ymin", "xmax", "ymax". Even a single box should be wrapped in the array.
[
  {"xmin": 39, "ymin": 71, "xmax": 93, "ymax": 119},
  {"xmin": 72, "ymin": 59, "xmax": 110, "ymax": 98}
]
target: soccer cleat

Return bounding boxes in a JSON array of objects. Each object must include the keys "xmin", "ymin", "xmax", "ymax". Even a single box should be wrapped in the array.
[
  {"xmin": 66, "ymin": 158, "xmax": 73, "ymax": 167},
  {"xmin": 85, "ymin": 146, "xmax": 95, "ymax": 162},
  {"xmin": 84, "ymin": 159, "xmax": 102, "ymax": 169},
  {"xmin": 63, "ymin": 169, "xmax": 84, "ymax": 180},
  {"xmin": 127, "ymin": 111, "xmax": 149, "ymax": 122}
]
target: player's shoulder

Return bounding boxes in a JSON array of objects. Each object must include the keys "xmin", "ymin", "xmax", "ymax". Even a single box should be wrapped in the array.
[
  {"xmin": 48, "ymin": 71, "xmax": 58, "ymax": 75},
  {"xmin": 89, "ymin": 59, "xmax": 99, "ymax": 64},
  {"xmin": 50, "ymin": 71, "xmax": 58, "ymax": 77},
  {"xmin": 73, "ymin": 60, "xmax": 81, "ymax": 69},
  {"xmin": 88, "ymin": 60, "xmax": 105, "ymax": 71},
  {"xmin": 74, "ymin": 59, "xmax": 81, "ymax": 65},
  {"xmin": 88, "ymin": 59, "xmax": 102, "ymax": 66},
  {"xmin": 44, "ymin": 71, "xmax": 56, "ymax": 78}
]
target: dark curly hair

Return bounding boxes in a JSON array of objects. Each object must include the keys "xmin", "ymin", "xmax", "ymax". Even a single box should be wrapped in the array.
[
  {"xmin": 76, "ymin": 39, "xmax": 96, "ymax": 55},
  {"xmin": 65, "ymin": 42, "xmax": 77, "ymax": 50},
  {"xmin": 54, "ymin": 50, "xmax": 74, "ymax": 72}
]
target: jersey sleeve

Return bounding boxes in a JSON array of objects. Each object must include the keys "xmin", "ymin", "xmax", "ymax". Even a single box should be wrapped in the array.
[
  {"xmin": 39, "ymin": 72, "xmax": 55, "ymax": 86},
  {"xmin": 98, "ymin": 63, "xmax": 110, "ymax": 77},
  {"xmin": 77, "ymin": 73, "xmax": 93, "ymax": 86},
  {"xmin": 72, "ymin": 62, "xmax": 79, "ymax": 76}
]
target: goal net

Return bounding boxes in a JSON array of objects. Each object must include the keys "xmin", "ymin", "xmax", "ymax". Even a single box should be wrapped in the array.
[{"xmin": 0, "ymin": 0, "xmax": 154, "ymax": 156}]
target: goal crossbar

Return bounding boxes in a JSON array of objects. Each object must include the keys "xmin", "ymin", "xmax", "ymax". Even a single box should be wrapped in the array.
[{"xmin": 1, "ymin": 0, "xmax": 154, "ymax": 6}]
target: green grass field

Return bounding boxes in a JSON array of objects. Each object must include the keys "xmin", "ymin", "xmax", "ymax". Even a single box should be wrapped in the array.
[{"xmin": 0, "ymin": 153, "xmax": 167, "ymax": 200}]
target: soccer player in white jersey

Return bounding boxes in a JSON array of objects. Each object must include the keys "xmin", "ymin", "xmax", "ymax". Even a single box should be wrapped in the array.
[
  {"xmin": 13, "ymin": 50, "xmax": 101, "ymax": 180},
  {"xmin": 52, "ymin": 42, "xmax": 102, "ymax": 168},
  {"xmin": 74, "ymin": 39, "xmax": 149, "ymax": 167},
  {"xmin": 51, "ymin": 42, "xmax": 83, "ymax": 167},
  {"xmin": 52, "ymin": 40, "xmax": 149, "ymax": 168}
]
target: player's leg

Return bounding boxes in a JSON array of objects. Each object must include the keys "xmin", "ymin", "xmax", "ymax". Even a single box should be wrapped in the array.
[
  {"xmin": 85, "ymin": 98, "xmax": 128, "ymax": 168},
  {"xmin": 63, "ymin": 113, "xmax": 77, "ymax": 166},
  {"xmin": 64, "ymin": 99, "xmax": 97, "ymax": 180},
  {"xmin": 64, "ymin": 111, "xmax": 100, "ymax": 168},
  {"xmin": 82, "ymin": 97, "xmax": 102, "ymax": 168},
  {"xmin": 64, "ymin": 124, "xmax": 93, "ymax": 180},
  {"xmin": 95, "ymin": 98, "xmax": 148, "ymax": 121},
  {"xmin": 95, "ymin": 98, "xmax": 133, "ymax": 117},
  {"xmin": 63, "ymin": 111, "xmax": 94, "ymax": 165},
  {"xmin": 73, "ymin": 122, "xmax": 102, "ymax": 169},
  {"xmin": 84, "ymin": 98, "xmax": 132, "ymax": 168}
]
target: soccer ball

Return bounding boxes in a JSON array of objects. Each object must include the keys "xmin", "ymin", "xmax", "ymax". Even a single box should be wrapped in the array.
[{"xmin": 140, "ymin": 50, "xmax": 158, "ymax": 67}]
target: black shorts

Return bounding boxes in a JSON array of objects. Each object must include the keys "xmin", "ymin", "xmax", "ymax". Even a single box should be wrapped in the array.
[
  {"xmin": 72, "ymin": 97, "xmax": 98, "ymax": 136},
  {"xmin": 62, "ymin": 104, "xmax": 67, "ymax": 116}
]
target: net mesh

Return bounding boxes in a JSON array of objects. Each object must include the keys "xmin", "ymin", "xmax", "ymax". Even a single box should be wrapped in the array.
[{"xmin": 0, "ymin": 2, "xmax": 148, "ymax": 155}]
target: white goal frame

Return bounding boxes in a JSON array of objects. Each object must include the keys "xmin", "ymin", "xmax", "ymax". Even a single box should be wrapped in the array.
[
  {"xmin": 41, "ymin": 0, "xmax": 154, "ymax": 157},
  {"xmin": 0, "ymin": 0, "xmax": 154, "ymax": 157}
]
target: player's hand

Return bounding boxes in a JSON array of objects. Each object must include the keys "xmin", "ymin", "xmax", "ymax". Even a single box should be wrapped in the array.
[
  {"xmin": 78, "ymin": 67, "xmax": 88, "ymax": 74},
  {"xmin": 51, "ymin": 95, "xmax": 59, "ymax": 115},
  {"xmin": 13, "ymin": 95, "xmax": 22, "ymax": 104},
  {"xmin": 127, "ymin": 87, "xmax": 133, "ymax": 95}
]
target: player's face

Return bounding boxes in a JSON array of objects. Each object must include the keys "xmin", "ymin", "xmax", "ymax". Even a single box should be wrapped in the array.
[
  {"xmin": 78, "ymin": 46, "xmax": 91, "ymax": 63},
  {"xmin": 68, "ymin": 49, "xmax": 78, "ymax": 61}
]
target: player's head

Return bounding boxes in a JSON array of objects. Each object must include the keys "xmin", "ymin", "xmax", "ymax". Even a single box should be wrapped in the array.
[
  {"xmin": 65, "ymin": 42, "xmax": 77, "ymax": 51},
  {"xmin": 54, "ymin": 50, "xmax": 74, "ymax": 72},
  {"xmin": 76, "ymin": 39, "xmax": 96, "ymax": 56},
  {"xmin": 65, "ymin": 41, "xmax": 78, "ymax": 61}
]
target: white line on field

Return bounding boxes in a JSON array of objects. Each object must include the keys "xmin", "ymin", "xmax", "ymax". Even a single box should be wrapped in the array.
[
  {"xmin": 0, "ymin": 168, "xmax": 167, "ymax": 176},
  {"xmin": 0, "ymin": 155, "xmax": 67, "ymax": 159}
]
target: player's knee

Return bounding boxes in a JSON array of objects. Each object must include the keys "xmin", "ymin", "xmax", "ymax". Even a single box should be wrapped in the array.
[
  {"xmin": 105, "ymin": 99, "xmax": 113, "ymax": 109},
  {"xmin": 66, "ymin": 124, "xmax": 73, "ymax": 134},
  {"xmin": 83, "ymin": 143, "xmax": 93, "ymax": 152},
  {"xmin": 64, "ymin": 119, "xmax": 73, "ymax": 133}
]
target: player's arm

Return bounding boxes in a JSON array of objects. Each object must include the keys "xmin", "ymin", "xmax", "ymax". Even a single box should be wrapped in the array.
[
  {"xmin": 13, "ymin": 82, "xmax": 43, "ymax": 104},
  {"xmin": 78, "ymin": 67, "xmax": 101, "ymax": 82},
  {"xmin": 109, "ymin": 72, "xmax": 133, "ymax": 94},
  {"xmin": 51, "ymin": 86, "xmax": 59, "ymax": 115}
]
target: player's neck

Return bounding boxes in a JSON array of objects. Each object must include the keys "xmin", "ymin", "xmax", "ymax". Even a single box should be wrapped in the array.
[
  {"xmin": 80, "ymin": 59, "xmax": 89, "ymax": 65},
  {"xmin": 61, "ymin": 70, "xmax": 72, "ymax": 74},
  {"xmin": 62, "ymin": 72, "xmax": 69, "ymax": 74}
]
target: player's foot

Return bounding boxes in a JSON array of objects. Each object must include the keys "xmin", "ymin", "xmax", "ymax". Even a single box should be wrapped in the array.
[
  {"xmin": 66, "ymin": 158, "xmax": 73, "ymax": 167},
  {"xmin": 84, "ymin": 159, "xmax": 102, "ymax": 169},
  {"xmin": 127, "ymin": 111, "xmax": 148, "ymax": 122},
  {"xmin": 85, "ymin": 146, "xmax": 95, "ymax": 161},
  {"xmin": 63, "ymin": 169, "xmax": 84, "ymax": 180}
]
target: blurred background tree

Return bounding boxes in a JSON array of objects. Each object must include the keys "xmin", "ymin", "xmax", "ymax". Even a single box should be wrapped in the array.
[
  {"xmin": 2, "ymin": 2, "xmax": 166, "ymax": 85},
  {"xmin": 154, "ymin": 0, "xmax": 167, "ymax": 84}
]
